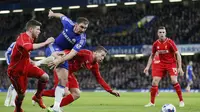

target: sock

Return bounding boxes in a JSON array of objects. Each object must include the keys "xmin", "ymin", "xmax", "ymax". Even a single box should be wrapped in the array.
[
  {"xmin": 15, "ymin": 95, "xmax": 24, "ymax": 111},
  {"xmin": 35, "ymin": 80, "xmax": 47, "ymax": 99},
  {"xmin": 10, "ymin": 89, "xmax": 17, "ymax": 105},
  {"xmin": 173, "ymin": 83, "xmax": 183, "ymax": 101},
  {"xmin": 52, "ymin": 85, "xmax": 65, "ymax": 111},
  {"xmin": 150, "ymin": 86, "xmax": 158, "ymax": 104},
  {"xmin": 60, "ymin": 94, "xmax": 74, "ymax": 107},
  {"xmin": 42, "ymin": 89, "xmax": 55, "ymax": 97},
  {"xmin": 53, "ymin": 70, "xmax": 59, "ymax": 87},
  {"xmin": 5, "ymin": 85, "xmax": 13, "ymax": 105}
]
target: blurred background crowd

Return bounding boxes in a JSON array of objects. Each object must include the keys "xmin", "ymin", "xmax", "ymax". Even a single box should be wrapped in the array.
[{"xmin": 0, "ymin": 2, "xmax": 200, "ymax": 90}]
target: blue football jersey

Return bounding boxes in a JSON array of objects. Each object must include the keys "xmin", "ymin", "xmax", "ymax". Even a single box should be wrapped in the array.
[
  {"xmin": 54, "ymin": 16, "xmax": 86, "ymax": 51},
  {"xmin": 187, "ymin": 65, "xmax": 193, "ymax": 78},
  {"xmin": 5, "ymin": 42, "xmax": 16, "ymax": 65}
]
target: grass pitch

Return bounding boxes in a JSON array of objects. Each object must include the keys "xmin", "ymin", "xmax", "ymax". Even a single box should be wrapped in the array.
[{"xmin": 0, "ymin": 92, "xmax": 199, "ymax": 112}]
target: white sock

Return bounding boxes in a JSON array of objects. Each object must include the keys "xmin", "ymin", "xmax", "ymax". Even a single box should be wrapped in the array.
[
  {"xmin": 35, "ymin": 56, "xmax": 55, "ymax": 66},
  {"xmin": 4, "ymin": 85, "xmax": 13, "ymax": 106},
  {"xmin": 10, "ymin": 89, "xmax": 17, "ymax": 106},
  {"xmin": 52, "ymin": 85, "xmax": 65, "ymax": 111}
]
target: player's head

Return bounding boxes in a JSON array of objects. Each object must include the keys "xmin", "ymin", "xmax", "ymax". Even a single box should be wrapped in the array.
[
  {"xmin": 74, "ymin": 17, "xmax": 89, "ymax": 34},
  {"xmin": 189, "ymin": 61, "xmax": 193, "ymax": 65},
  {"xmin": 93, "ymin": 46, "xmax": 108, "ymax": 63},
  {"xmin": 25, "ymin": 19, "xmax": 42, "ymax": 39},
  {"xmin": 157, "ymin": 26, "xmax": 166, "ymax": 41}
]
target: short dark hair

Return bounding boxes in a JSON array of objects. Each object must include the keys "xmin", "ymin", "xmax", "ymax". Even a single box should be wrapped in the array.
[
  {"xmin": 93, "ymin": 46, "xmax": 108, "ymax": 53},
  {"xmin": 76, "ymin": 17, "xmax": 89, "ymax": 25},
  {"xmin": 158, "ymin": 26, "xmax": 166, "ymax": 30},
  {"xmin": 25, "ymin": 19, "xmax": 42, "ymax": 31}
]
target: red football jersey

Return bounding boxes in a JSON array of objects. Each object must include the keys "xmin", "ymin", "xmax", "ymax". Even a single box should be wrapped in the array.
[
  {"xmin": 8, "ymin": 33, "xmax": 33, "ymax": 74},
  {"xmin": 65, "ymin": 49, "xmax": 112, "ymax": 92},
  {"xmin": 152, "ymin": 53, "xmax": 160, "ymax": 64},
  {"xmin": 152, "ymin": 38, "xmax": 177, "ymax": 64}
]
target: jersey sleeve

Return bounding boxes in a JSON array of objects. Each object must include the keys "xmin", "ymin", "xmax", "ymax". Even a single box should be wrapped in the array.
[
  {"xmin": 60, "ymin": 16, "xmax": 75, "ymax": 28},
  {"xmin": 91, "ymin": 63, "xmax": 112, "ymax": 92},
  {"xmin": 5, "ymin": 42, "xmax": 15, "ymax": 65},
  {"xmin": 72, "ymin": 34, "xmax": 86, "ymax": 52},
  {"xmin": 18, "ymin": 35, "xmax": 33, "ymax": 51},
  {"xmin": 169, "ymin": 40, "xmax": 178, "ymax": 52},
  {"xmin": 152, "ymin": 42, "xmax": 157, "ymax": 55}
]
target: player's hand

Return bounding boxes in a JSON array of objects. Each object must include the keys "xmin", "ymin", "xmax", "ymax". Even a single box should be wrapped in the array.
[
  {"xmin": 144, "ymin": 67, "xmax": 149, "ymax": 75},
  {"xmin": 48, "ymin": 10, "xmax": 54, "ymax": 18},
  {"xmin": 48, "ymin": 57, "xmax": 63, "ymax": 69},
  {"xmin": 109, "ymin": 90, "xmax": 120, "ymax": 97},
  {"xmin": 45, "ymin": 37, "xmax": 55, "ymax": 45},
  {"xmin": 178, "ymin": 67, "xmax": 184, "ymax": 76}
]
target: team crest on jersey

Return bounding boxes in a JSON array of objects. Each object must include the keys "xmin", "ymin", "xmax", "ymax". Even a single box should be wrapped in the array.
[
  {"xmin": 86, "ymin": 60, "xmax": 89, "ymax": 64},
  {"xmin": 76, "ymin": 44, "xmax": 82, "ymax": 49},
  {"xmin": 72, "ymin": 39, "xmax": 76, "ymax": 43},
  {"xmin": 157, "ymin": 46, "xmax": 160, "ymax": 49},
  {"xmin": 165, "ymin": 45, "xmax": 167, "ymax": 49},
  {"xmin": 65, "ymin": 29, "xmax": 68, "ymax": 32}
]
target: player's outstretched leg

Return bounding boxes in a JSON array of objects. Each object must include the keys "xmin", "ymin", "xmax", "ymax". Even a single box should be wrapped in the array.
[
  {"xmin": 4, "ymin": 84, "xmax": 14, "ymax": 107},
  {"xmin": 10, "ymin": 89, "xmax": 17, "ymax": 107},
  {"xmin": 14, "ymin": 94, "xmax": 25, "ymax": 112},
  {"xmin": 51, "ymin": 68, "xmax": 69, "ymax": 112},
  {"xmin": 32, "ymin": 74, "xmax": 49, "ymax": 109},
  {"xmin": 171, "ymin": 76, "xmax": 184, "ymax": 107},
  {"xmin": 173, "ymin": 82, "xmax": 184, "ymax": 107},
  {"xmin": 145, "ymin": 77, "xmax": 160, "ymax": 107}
]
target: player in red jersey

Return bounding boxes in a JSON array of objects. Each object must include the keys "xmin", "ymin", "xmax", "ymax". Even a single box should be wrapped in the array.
[
  {"xmin": 144, "ymin": 26, "xmax": 184, "ymax": 107},
  {"xmin": 39, "ymin": 46, "xmax": 120, "ymax": 111},
  {"xmin": 7, "ymin": 20, "xmax": 55, "ymax": 112}
]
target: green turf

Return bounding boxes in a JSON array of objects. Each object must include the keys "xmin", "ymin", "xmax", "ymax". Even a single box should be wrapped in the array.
[{"xmin": 0, "ymin": 92, "xmax": 199, "ymax": 112}]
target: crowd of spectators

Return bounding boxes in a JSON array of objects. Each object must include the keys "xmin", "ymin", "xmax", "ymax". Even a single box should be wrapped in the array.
[
  {"xmin": 0, "ymin": 3, "xmax": 200, "ymax": 90},
  {"xmin": 0, "ymin": 3, "xmax": 200, "ymax": 49}
]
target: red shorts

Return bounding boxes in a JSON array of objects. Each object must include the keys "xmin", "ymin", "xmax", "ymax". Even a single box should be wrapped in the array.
[
  {"xmin": 152, "ymin": 62, "xmax": 177, "ymax": 78},
  {"xmin": 8, "ymin": 63, "xmax": 45, "ymax": 94},
  {"xmin": 53, "ymin": 71, "xmax": 79, "ymax": 89}
]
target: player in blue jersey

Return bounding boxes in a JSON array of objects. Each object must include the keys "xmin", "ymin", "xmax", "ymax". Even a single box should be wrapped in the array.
[
  {"xmin": 46, "ymin": 10, "xmax": 89, "ymax": 112},
  {"xmin": 4, "ymin": 42, "xmax": 17, "ymax": 107},
  {"xmin": 185, "ymin": 61, "xmax": 196, "ymax": 92}
]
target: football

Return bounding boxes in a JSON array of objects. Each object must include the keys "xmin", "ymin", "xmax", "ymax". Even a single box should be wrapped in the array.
[{"xmin": 161, "ymin": 104, "xmax": 176, "ymax": 112}]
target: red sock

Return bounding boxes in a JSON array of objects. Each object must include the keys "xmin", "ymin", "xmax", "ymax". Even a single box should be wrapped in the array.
[
  {"xmin": 150, "ymin": 86, "xmax": 158, "ymax": 104},
  {"xmin": 60, "ymin": 94, "xmax": 74, "ymax": 107},
  {"xmin": 15, "ymin": 95, "xmax": 24, "ymax": 112},
  {"xmin": 53, "ymin": 70, "xmax": 59, "ymax": 87},
  {"xmin": 173, "ymin": 83, "xmax": 183, "ymax": 101},
  {"xmin": 35, "ymin": 80, "xmax": 47, "ymax": 98},
  {"xmin": 42, "ymin": 89, "xmax": 55, "ymax": 97}
]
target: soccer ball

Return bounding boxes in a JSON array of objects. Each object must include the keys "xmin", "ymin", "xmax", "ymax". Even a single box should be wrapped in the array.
[{"xmin": 161, "ymin": 104, "xmax": 176, "ymax": 112}]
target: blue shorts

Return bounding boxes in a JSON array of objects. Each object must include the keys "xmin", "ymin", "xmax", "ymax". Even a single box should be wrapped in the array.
[
  {"xmin": 187, "ymin": 78, "xmax": 193, "ymax": 83},
  {"xmin": 45, "ymin": 43, "xmax": 68, "ymax": 69}
]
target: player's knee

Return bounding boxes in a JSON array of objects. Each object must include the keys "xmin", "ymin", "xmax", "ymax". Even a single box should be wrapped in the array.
[
  {"xmin": 171, "ymin": 79, "xmax": 178, "ymax": 84},
  {"xmin": 152, "ymin": 79, "xmax": 160, "ymax": 86},
  {"xmin": 40, "ymin": 73, "xmax": 49, "ymax": 82}
]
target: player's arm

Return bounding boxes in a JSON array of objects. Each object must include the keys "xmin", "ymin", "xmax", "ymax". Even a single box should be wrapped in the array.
[
  {"xmin": 144, "ymin": 43, "xmax": 156, "ymax": 74},
  {"xmin": 186, "ymin": 66, "xmax": 189, "ymax": 79},
  {"xmin": 91, "ymin": 64, "xmax": 120, "ymax": 97},
  {"xmin": 175, "ymin": 51, "xmax": 184, "ymax": 75},
  {"xmin": 48, "ymin": 10, "xmax": 73, "ymax": 27},
  {"xmin": 48, "ymin": 10, "xmax": 65, "ymax": 18},
  {"xmin": 169, "ymin": 39, "xmax": 184, "ymax": 75},
  {"xmin": 33, "ymin": 37, "xmax": 55, "ymax": 50},
  {"xmin": 49, "ymin": 38, "xmax": 86, "ymax": 68},
  {"xmin": 192, "ymin": 69, "xmax": 196, "ymax": 79}
]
